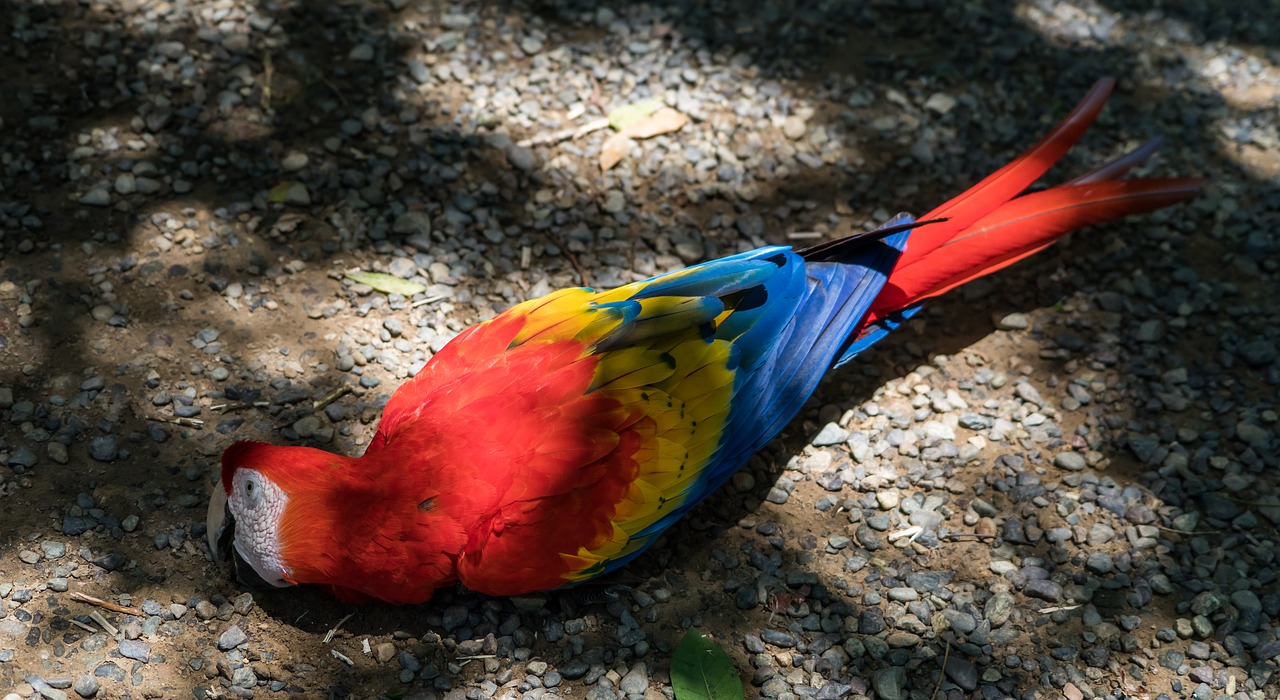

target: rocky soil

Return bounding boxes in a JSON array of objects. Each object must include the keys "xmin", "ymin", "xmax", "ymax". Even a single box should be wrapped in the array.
[{"xmin": 0, "ymin": 0, "xmax": 1278, "ymax": 699}]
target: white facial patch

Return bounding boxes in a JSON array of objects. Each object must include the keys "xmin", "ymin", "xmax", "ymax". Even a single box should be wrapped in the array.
[{"xmin": 228, "ymin": 468, "xmax": 294, "ymax": 587}]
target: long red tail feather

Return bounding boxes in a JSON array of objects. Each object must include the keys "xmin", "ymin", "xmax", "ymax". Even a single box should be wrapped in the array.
[{"xmin": 865, "ymin": 79, "xmax": 1202, "ymax": 323}]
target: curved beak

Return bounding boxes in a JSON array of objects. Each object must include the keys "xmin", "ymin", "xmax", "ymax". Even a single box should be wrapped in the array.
[
  {"xmin": 206, "ymin": 477, "xmax": 233, "ymax": 563},
  {"xmin": 207, "ymin": 476, "xmax": 291, "ymax": 589}
]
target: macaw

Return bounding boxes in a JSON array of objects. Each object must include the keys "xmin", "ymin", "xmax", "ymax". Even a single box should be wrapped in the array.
[{"xmin": 207, "ymin": 78, "xmax": 1201, "ymax": 604}]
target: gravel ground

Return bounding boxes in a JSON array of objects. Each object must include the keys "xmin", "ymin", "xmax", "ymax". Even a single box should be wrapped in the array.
[{"xmin": 1, "ymin": 0, "xmax": 1278, "ymax": 699}]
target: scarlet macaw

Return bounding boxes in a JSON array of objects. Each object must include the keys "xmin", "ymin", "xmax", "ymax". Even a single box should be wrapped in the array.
[{"xmin": 208, "ymin": 79, "xmax": 1201, "ymax": 603}]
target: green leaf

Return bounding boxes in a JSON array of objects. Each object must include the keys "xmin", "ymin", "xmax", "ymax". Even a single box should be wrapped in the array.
[
  {"xmin": 671, "ymin": 629, "xmax": 744, "ymax": 700},
  {"xmin": 266, "ymin": 181, "xmax": 296, "ymax": 204},
  {"xmin": 345, "ymin": 271, "xmax": 426, "ymax": 297},
  {"xmin": 607, "ymin": 98, "xmax": 663, "ymax": 131}
]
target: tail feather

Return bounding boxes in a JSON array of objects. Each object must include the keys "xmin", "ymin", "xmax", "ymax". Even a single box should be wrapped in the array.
[
  {"xmin": 1066, "ymin": 136, "xmax": 1164, "ymax": 186},
  {"xmin": 897, "ymin": 78, "xmax": 1117, "ymax": 269},
  {"xmin": 860, "ymin": 78, "xmax": 1202, "ymax": 325},
  {"xmin": 870, "ymin": 178, "xmax": 1204, "ymax": 313}
]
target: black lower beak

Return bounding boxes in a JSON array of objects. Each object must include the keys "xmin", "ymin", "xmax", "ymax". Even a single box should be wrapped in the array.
[
  {"xmin": 215, "ymin": 507, "xmax": 236, "ymax": 563},
  {"xmin": 231, "ymin": 546, "xmax": 281, "ymax": 590},
  {"xmin": 211, "ymin": 509, "xmax": 279, "ymax": 589}
]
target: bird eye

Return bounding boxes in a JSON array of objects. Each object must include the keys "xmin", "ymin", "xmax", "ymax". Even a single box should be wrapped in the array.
[{"xmin": 244, "ymin": 480, "xmax": 255, "ymax": 498}]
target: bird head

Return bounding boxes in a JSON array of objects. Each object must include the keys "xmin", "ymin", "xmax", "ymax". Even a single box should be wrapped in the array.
[
  {"xmin": 208, "ymin": 441, "xmax": 306, "ymax": 589},
  {"xmin": 207, "ymin": 439, "xmax": 468, "ymax": 604}
]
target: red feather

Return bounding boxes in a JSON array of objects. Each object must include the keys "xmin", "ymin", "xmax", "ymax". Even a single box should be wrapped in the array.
[{"xmin": 864, "ymin": 79, "xmax": 1203, "ymax": 323}]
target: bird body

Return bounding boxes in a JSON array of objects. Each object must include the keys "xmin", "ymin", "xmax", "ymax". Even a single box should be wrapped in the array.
[{"xmin": 211, "ymin": 79, "xmax": 1202, "ymax": 604}]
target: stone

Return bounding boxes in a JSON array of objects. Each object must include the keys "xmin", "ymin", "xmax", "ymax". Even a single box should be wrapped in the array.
[{"xmin": 217, "ymin": 625, "xmax": 247, "ymax": 650}]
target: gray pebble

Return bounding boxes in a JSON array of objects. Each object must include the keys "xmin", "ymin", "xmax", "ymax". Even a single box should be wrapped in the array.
[
  {"xmin": 997, "ymin": 312, "xmax": 1030, "ymax": 330},
  {"xmin": 217, "ymin": 625, "xmax": 248, "ymax": 650},
  {"xmin": 811, "ymin": 422, "xmax": 848, "ymax": 446},
  {"xmin": 1054, "ymin": 451, "xmax": 1086, "ymax": 471},
  {"xmin": 507, "ymin": 145, "xmax": 537, "ymax": 173},
  {"xmin": 118, "ymin": 639, "xmax": 151, "ymax": 662},
  {"xmin": 73, "ymin": 674, "xmax": 99, "ymax": 698},
  {"xmin": 88, "ymin": 436, "xmax": 118, "ymax": 462},
  {"xmin": 8, "ymin": 446, "xmax": 37, "ymax": 468},
  {"xmin": 944, "ymin": 656, "xmax": 978, "ymax": 691},
  {"xmin": 79, "ymin": 188, "xmax": 111, "ymax": 206},
  {"xmin": 871, "ymin": 667, "xmax": 907, "ymax": 700},
  {"xmin": 618, "ymin": 663, "xmax": 648, "ymax": 695},
  {"xmin": 1239, "ymin": 339, "xmax": 1275, "ymax": 366},
  {"xmin": 760, "ymin": 629, "xmax": 796, "ymax": 647},
  {"xmin": 1024, "ymin": 579, "xmax": 1063, "ymax": 602}
]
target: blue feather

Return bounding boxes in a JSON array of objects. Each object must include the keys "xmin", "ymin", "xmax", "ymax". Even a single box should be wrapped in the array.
[{"xmin": 581, "ymin": 223, "xmax": 912, "ymax": 575}]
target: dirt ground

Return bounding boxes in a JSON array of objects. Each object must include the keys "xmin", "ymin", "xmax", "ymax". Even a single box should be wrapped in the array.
[{"xmin": 1, "ymin": 0, "xmax": 1278, "ymax": 699}]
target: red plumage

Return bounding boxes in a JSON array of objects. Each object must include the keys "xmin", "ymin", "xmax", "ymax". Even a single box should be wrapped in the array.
[{"xmin": 215, "ymin": 78, "xmax": 1202, "ymax": 604}]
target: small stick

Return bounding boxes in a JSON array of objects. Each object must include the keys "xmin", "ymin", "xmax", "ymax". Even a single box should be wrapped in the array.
[
  {"xmin": 89, "ymin": 611, "xmax": 118, "ymax": 637},
  {"xmin": 930, "ymin": 638, "xmax": 951, "ymax": 700},
  {"xmin": 210, "ymin": 401, "xmax": 270, "ymax": 413},
  {"xmin": 456, "ymin": 654, "xmax": 497, "ymax": 661},
  {"xmin": 411, "ymin": 294, "xmax": 447, "ymax": 308},
  {"xmin": 331, "ymin": 649, "xmax": 354, "ymax": 666},
  {"xmin": 313, "ymin": 386, "xmax": 353, "ymax": 413},
  {"xmin": 1038, "ymin": 604, "xmax": 1081, "ymax": 614},
  {"xmin": 1154, "ymin": 525, "xmax": 1220, "ymax": 536},
  {"xmin": 71, "ymin": 591, "xmax": 145, "ymax": 617},
  {"xmin": 323, "ymin": 613, "xmax": 354, "ymax": 644},
  {"xmin": 262, "ymin": 51, "xmax": 274, "ymax": 110},
  {"xmin": 319, "ymin": 75, "xmax": 349, "ymax": 109},
  {"xmin": 942, "ymin": 533, "xmax": 998, "ymax": 541},
  {"xmin": 516, "ymin": 117, "xmax": 610, "ymax": 148},
  {"xmin": 540, "ymin": 232, "xmax": 590, "ymax": 288},
  {"xmin": 787, "ymin": 231, "xmax": 823, "ymax": 240},
  {"xmin": 1221, "ymin": 495, "xmax": 1280, "ymax": 507},
  {"xmin": 70, "ymin": 618, "xmax": 98, "ymax": 634},
  {"xmin": 148, "ymin": 415, "xmax": 205, "ymax": 429}
]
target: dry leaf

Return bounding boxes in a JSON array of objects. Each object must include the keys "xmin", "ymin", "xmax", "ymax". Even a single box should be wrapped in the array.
[
  {"xmin": 619, "ymin": 107, "xmax": 689, "ymax": 140},
  {"xmin": 599, "ymin": 107, "xmax": 689, "ymax": 170},
  {"xmin": 599, "ymin": 133, "xmax": 635, "ymax": 171}
]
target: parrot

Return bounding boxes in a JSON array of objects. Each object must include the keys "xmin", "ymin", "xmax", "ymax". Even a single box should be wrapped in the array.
[{"xmin": 207, "ymin": 78, "xmax": 1203, "ymax": 604}]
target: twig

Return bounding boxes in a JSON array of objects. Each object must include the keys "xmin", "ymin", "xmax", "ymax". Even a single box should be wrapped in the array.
[
  {"xmin": 1038, "ymin": 604, "xmax": 1081, "ymax": 614},
  {"xmin": 313, "ymin": 385, "xmax": 353, "ymax": 413},
  {"xmin": 148, "ymin": 415, "xmax": 205, "ymax": 429},
  {"xmin": 70, "ymin": 618, "xmax": 98, "ymax": 634},
  {"xmin": 211, "ymin": 401, "xmax": 270, "ymax": 413},
  {"xmin": 411, "ymin": 294, "xmax": 448, "ymax": 308},
  {"xmin": 456, "ymin": 654, "xmax": 497, "ymax": 661},
  {"xmin": 323, "ymin": 613, "xmax": 353, "ymax": 644},
  {"xmin": 930, "ymin": 638, "xmax": 951, "ymax": 700},
  {"xmin": 1221, "ymin": 495, "xmax": 1280, "ymax": 507},
  {"xmin": 70, "ymin": 591, "xmax": 144, "ymax": 617},
  {"xmin": 516, "ymin": 117, "xmax": 610, "ymax": 148},
  {"xmin": 586, "ymin": 74, "xmax": 607, "ymax": 112},
  {"xmin": 540, "ymin": 232, "xmax": 590, "ymax": 288},
  {"xmin": 89, "ymin": 611, "xmax": 118, "ymax": 636},
  {"xmin": 942, "ymin": 533, "xmax": 998, "ymax": 541},
  {"xmin": 319, "ymin": 75, "xmax": 349, "ymax": 109},
  {"xmin": 331, "ymin": 649, "xmax": 354, "ymax": 666},
  {"xmin": 786, "ymin": 231, "xmax": 823, "ymax": 240},
  {"xmin": 261, "ymin": 51, "xmax": 274, "ymax": 110},
  {"xmin": 1154, "ymin": 525, "xmax": 1221, "ymax": 536}
]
